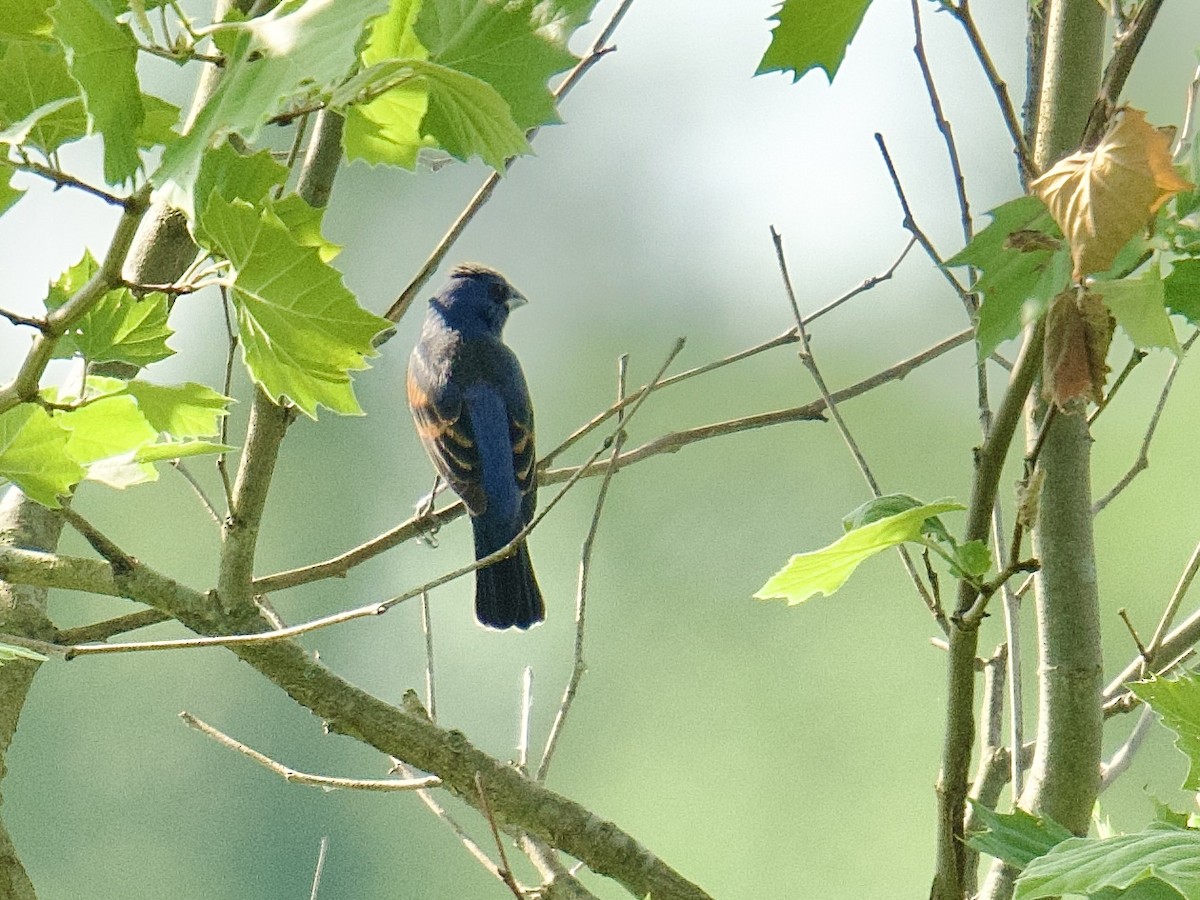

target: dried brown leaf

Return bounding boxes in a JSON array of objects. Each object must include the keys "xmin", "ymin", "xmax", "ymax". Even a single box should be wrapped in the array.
[
  {"xmin": 1043, "ymin": 289, "xmax": 1114, "ymax": 409},
  {"xmin": 1031, "ymin": 107, "xmax": 1194, "ymax": 279}
]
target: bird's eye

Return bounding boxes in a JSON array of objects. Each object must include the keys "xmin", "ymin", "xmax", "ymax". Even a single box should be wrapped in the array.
[{"xmin": 489, "ymin": 281, "xmax": 509, "ymax": 305}]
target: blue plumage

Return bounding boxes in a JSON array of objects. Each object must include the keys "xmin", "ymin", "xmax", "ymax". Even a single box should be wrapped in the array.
[{"xmin": 407, "ymin": 264, "xmax": 544, "ymax": 630}]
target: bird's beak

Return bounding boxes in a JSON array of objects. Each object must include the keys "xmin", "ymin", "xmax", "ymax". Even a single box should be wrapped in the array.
[{"xmin": 505, "ymin": 288, "xmax": 528, "ymax": 312}]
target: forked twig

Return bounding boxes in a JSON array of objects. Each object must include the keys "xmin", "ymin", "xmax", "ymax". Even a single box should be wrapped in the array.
[
  {"xmin": 180, "ymin": 712, "xmax": 440, "ymax": 791},
  {"xmin": 66, "ymin": 340, "xmax": 686, "ymax": 657},
  {"xmin": 770, "ymin": 226, "xmax": 942, "ymax": 627},
  {"xmin": 536, "ymin": 354, "xmax": 629, "ymax": 782}
]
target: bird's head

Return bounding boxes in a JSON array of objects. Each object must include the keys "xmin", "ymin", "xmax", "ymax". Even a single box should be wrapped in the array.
[{"xmin": 429, "ymin": 263, "xmax": 528, "ymax": 337}]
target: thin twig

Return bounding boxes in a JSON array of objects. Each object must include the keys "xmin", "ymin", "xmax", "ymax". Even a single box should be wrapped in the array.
[
  {"xmin": 546, "ymin": 242, "xmax": 913, "ymax": 470},
  {"xmin": 13, "ymin": 159, "xmax": 134, "ymax": 208},
  {"xmin": 1025, "ymin": 404, "xmax": 1058, "ymax": 474},
  {"xmin": 384, "ymin": 0, "xmax": 636, "ymax": 323},
  {"xmin": 536, "ymin": 354, "xmax": 629, "ymax": 782},
  {"xmin": 0, "ymin": 309, "xmax": 47, "ymax": 331},
  {"xmin": 1104, "ymin": 604, "xmax": 1200, "ymax": 705},
  {"xmin": 1117, "ymin": 608, "xmax": 1150, "ymax": 663},
  {"xmin": 0, "ymin": 632, "xmax": 65, "ymax": 657},
  {"xmin": 770, "ymin": 226, "xmax": 942, "ymax": 625},
  {"xmin": 909, "ymin": 0, "xmax": 992, "ymax": 437},
  {"xmin": 1094, "ymin": 331, "xmax": 1197, "ymax": 514},
  {"xmin": 180, "ymin": 712, "xmax": 441, "ymax": 791},
  {"xmin": 909, "ymin": 0, "xmax": 973, "ymax": 264},
  {"xmin": 420, "ymin": 589, "xmax": 437, "ymax": 722},
  {"xmin": 217, "ymin": 285, "xmax": 237, "ymax": 507},
  {"xmin": 275, "ymin": 112, "xmax": 312, "ymax": 200},
  {"xmin": 771, "ymin": 227, "xmax": 881, "ymax": 495},
  {"xmin": 67, "ymin": 340, "xmax": 686, "ymax": 657},
  {"xmin": 55, "ymin": 609, "xmax": 171, "ymax": 645},
  {"xmin": 1081, "ymin": 0, "xmax": 1167, "ymax": 147},
  {"xmin": 170, "ymin": 460, "xmax": 223, "ymax": 524},
  {"xmin": 1143, "ymin": 535, "xmax": 1200, "ymax": 668},
  {"xmin": 308, "ymin": 837, "xmax": 329, "ymax": 900},
  {"xmin": 0, "ymin": 184, "xmax": 150, "ymax": 415},
  {"xmin": 993, "ymin": 529, "xmax": 1024, "ymax": 793},
  {"xmin": 252, "ymin": 328, "xmax": 974, "ymax": 595},
  {"xmin": 517, "ymin": 666, "xmax": 533, "ymax": 775},
  {"xmin": 874, "ymin": 133, "xmax": 972, "ymax": 308},
  {"xmin": 475, "ymin": 773, "xmax": 524, "ymax": 899},
  {"xmin": 136, "ymin": 42, "xmax": 224, "ymax": 66},
  {"xmin": 944, "ymin": 0, "xmax": 1037, "ymax": 183},
  {"xmin": 59, "ymin": 507, "xmax": 136, "ymax": 575},
  {"xmin": 1099, "ymin": 704, "xmax": 1155, "ymax": 791},
  {"xmin": 1088, "ymin": 347, "xmax": 1147, "ymax": 425},
  {"xmin": 392, "ymin": 760, "xmax": 504, "ymax": 880}
]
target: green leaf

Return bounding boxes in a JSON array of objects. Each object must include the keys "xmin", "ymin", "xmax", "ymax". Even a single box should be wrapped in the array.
[
  {"xmin": 0, "ymin": 0, "xmax": 54, "ymax": 40},
  {"xmin": 1151, "ymin": 797, "xmax": 1192, "ymax": 831},
  {"xmin": 1094, "ymin": 268, "xmax": 1181, "ymax": 354},
  {"xmin": 967, "ymin": 803, "xmax": 1074, "ymax": 869},
  {"xmin": 124, "ymin": 381, "xmax": 230, "ymax": 437},
  {"xmin": 1165, "ymin": 258, "xmax": 1200, "ymax": 324},
  {"xmin": 842, "ymin": 492, "xmax": 947, "ymax": 539},
  {"xmin": 1014, "ymin": 824, "xmax": 1200, "ymax": 900},
  {"xmin": 755, "ymin": 0, "xmax": 874, "ymax": 83},
  {"xmin": 43, "ymin": 249, "xmax": 96, "ymax": 311},
  {"xmin": 531, "ymin": 0, "xmax": 600, "ymax": 33},
  {"xmin": 70, "ymin": 291, "xmax": 173, "ymax": 366},
  {"xmin": 945, "ymin": 196, "xmax": 1069, "ymax": 360},
  {"xmin": 133, "ymin": 439, "xmax": 231, "ymax": 462},
  {"xmin": 137, "ymin": 94, "xmax": 180, "ymax": 148},
  {"xmin": 0, "ymin": 42, "xmax": 87, "ymax": 154},
  {"xmin": 416, "ymin": 0, "xmax": 582, "ymax": 129},
  {"xmin": 45, "ymin": 252, "xmax": 175, "ymax": 365},
  {"xmin": 755, "ymin": 500, "xmax": 964, "ymax": 605},
  {"xmin": 50, "ymin": 0, "xmax": 144, "ymax": 184},
  {"xmin": 953, "ymin": 540, "xmax": 993, "ymax": 579},
  {"xmin": 1130, "ymin": 672, "xmax": 1200, "ymax": 791},
  {"xmin": 0, "ymin": 162, "xmax": 24, "ymax": 215},
  {"xmin": 194, "ymin": 142, "xmax": 287, "ymax": 210},
  {"xmin": 57, "ymin": 393, "xmax": 157, "ymax": 464},
  {"xmin": 199, "ymin": 195, "xmax": 391, "ymax": 418},
  {"xmin": 342, "ymin": 0, "xmax": 430, "ymax": 168},
  {"xmin": 270, "ymin": 195, "xmax": 340, "ymax": 262},
  {"xmin": 0, "ymin": 404, "xmax": 83, "ymax": 507},
  {"xmin": 0, "ymin": 643, "xmax": 48, "ymax": 665},
  {"xmin": 153, "ymin": 0, "xmax": 391, "ymax": 214},
  {"xmin": 413, "ymin": 59, "xmax": 529, "ymax": 168},
  {"xmin": 0, "ymin": 96, "xmax": 78, "ymax": 145}
]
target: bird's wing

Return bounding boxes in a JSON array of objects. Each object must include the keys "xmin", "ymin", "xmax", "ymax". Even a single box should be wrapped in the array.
[
  {"xmin": 476, "ymin": 342, "xmax": 537, "ymax": 518},
  {"xmin": 407, "ymin": 357, "xmax": 488, "ymax": 516}
]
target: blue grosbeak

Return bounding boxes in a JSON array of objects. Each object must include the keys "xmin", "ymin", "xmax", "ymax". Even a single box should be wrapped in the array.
[{"xmin": 407, "ymin": 264, "xmax": 545, "ymax": 630}]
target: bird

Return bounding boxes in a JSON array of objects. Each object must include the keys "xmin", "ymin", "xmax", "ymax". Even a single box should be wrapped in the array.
[{"xmin": 406, "ymin": 263, "xmax": 545, "ymax": 630}]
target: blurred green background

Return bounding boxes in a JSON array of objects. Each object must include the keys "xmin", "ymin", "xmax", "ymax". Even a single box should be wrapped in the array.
[{"xmin": 3, "ymin": 2, "xmax": 1200, "ymax": 898}]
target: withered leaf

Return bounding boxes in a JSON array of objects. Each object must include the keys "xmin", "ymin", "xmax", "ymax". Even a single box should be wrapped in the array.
[
  {"xmin": 1043, "ymin": 289, "xmax": 1114, "ymax": 409},
  {"xmin": 1031, "ymin": 107, "xmax": 1194, "ymax": 279}
]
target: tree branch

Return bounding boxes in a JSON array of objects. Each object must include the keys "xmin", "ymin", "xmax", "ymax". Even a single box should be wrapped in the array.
[
  {"xmin": 252, "ymin": 327, "xmax": 975, "ymax": 595},
  {"xmin": 180, "ymin": 711, "xmax": 441, "ymax": 791}
]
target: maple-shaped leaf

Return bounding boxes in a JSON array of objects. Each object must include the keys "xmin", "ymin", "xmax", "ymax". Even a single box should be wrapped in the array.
[
  {"xmin": 1042, "ymin": 289, "xmax": 1114, "ymax": 409},
  {"xmin": 1031, "ymin": 107, "xmax": 1194, "ymax": 280},
  {"xmin": 198, "ymin": 195, "xmax": 391, "ymax": 419},
  {"xmin": 944, "ymin": 196, "xmax": 1069, "ymax": 360},
  {"xmin": 1092, "ymin": 268, "xmax": 1180, "ymax": 354},
  {"xmin": 756, "ymin": 0, "xmax": 874, "ymax": 83}
]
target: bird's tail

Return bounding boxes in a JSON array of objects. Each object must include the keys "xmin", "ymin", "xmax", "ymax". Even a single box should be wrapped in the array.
[{"xmin": 472, "ymin": 521, "xmax": 545, "ymax": 630}]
